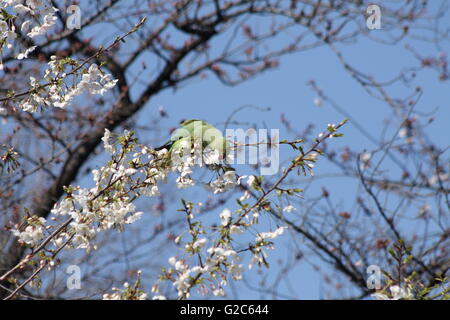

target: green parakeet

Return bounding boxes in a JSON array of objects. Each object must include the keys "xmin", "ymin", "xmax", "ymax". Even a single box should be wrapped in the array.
[{"xmin": 155, "ymin": 119, "xmax": 233, "ymax": 171}]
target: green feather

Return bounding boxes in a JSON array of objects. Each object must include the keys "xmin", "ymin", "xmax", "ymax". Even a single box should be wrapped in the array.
[{"xmin": 155, "ymin": 119, "xmax": 230, "ymax": 163}]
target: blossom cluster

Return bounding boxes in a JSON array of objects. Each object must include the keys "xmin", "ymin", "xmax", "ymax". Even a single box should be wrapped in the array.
[
  {"xmin": 154, "ymin": 194, "xmax": 288, "ymax": 299},
  {"xmin": 96, "ymin": 130, "xmax": 297, "ymax": 299},
  {"xmin": 102, "ymin": 271, "xmax": 148, "ymax": 300},
  {"xmin": 12, "ymin": 216, "xmax": 46, "ymax": 247},
  {"xmin": 12, "ymin": 131, "xmax": 149, "ymax": 252},
  {"xmin": 1, "ymin": 1, "xmax": 58, "ymax": 67},
  {"xmin": 19, "ymin": 59, "xmax": 118, "ymax": 112},
  {"xmin": 12, "ymin": 128, "xmax": 242, "ymax": 254},
  {"xmin": 1, "ymin": 1, "xmax": 118, "ymax": 113},
  {"xmin": 48, "ymin": 62, "xmax": 118, "ymax": 109},
  {"xmin": 10, "ymin": 121, "xmax": 345, "ymax": 299},
  {"xmin": 372, "ymin": 285, "xmax": 413, "ymax": 300}
]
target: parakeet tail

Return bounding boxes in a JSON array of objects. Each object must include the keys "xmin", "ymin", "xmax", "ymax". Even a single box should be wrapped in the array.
[{"xmin": 154, "ymin": 141, "xmax": 173, "ymax": 151}]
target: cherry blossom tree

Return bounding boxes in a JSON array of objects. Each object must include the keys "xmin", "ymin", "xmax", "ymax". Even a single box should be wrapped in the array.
[{"xmin": 0, "ymin": 0, "xmax": 448, "ymax": 300}]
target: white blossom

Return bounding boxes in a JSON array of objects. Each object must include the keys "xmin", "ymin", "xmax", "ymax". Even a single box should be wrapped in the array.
[
  {"xmin": 202, "ymin": 147, "xmax": 221, "ymax": 165},
  {"xmin": 17, "ymin": 46, "xmax": 36, "ymax": 60},
  {"xmin": 230, "ymin": 225, "xmax": 244, "ymax": 235},
  {"xmin": 102, "ymin": 281, "xmax": 148, "ymax": 300},
  {"xmin": 173, "ymin": 270, "xmax": 192, "ymax": 298},
  {"xmin": 192, "ymin": 238, "xmax": 207, "ymax": 249},
  {"xmin": 372, "ymin": 285, "xmax": 413, "ymax": 300},
  {"xmin": 168, "ymin": 256, "xmax": 178, "ymax": 266},
  {"xmin": 207, "ymin": 170, "xmax": 237, "ymax": 194},
  {"xmin": 75, "ymin": 64, "xmax": 118, "ymax": 96},
  {"xmin": 230, "ymin": 263, "xmax": 244, "ymax": 280},
  {"xmin": 428, "ymin": 173, "xmax": 448, "ymax": 186},
  {"xmin": 141, "ymin": 185, "xmax": 160, "ymax": 197},
  {"xmin": 212, "ymin": 288, "xmax": 225, "ymax": 296},
  {"xmin": 283, "ymin": 205, "xmax": 296, "ymax": 213},
  {"xmin": 360, "ymin": 152, "xmax": 372, "ymax": 170},
  {"xmin": 176, "ymin": 175, "xmax": 195, "ymax": 189},
  {"xmin": 220, "ymin": 209, "xmax": 232, "ymax": 226},
  {"xmin": 12, "ymin": 219, "xmax": 46, "ymax": 247},
  {"xmin": 256, "ymin": 226, "xmax": 287, "ymax": 242},
  {"xmin": 27, "ymin": 7, "xmax": 58, "ymax": 38},
  {"xmin": 102, "ymin": 129, "xmax": 115, "ymax": 154}
]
